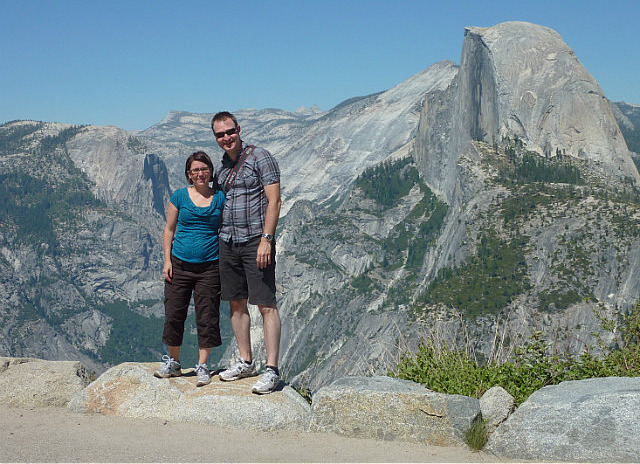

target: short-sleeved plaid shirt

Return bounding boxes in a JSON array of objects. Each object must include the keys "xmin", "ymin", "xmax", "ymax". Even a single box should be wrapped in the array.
[{"xmin": 215, "ymin": 141, "xmax": 280, "ymax": 243}]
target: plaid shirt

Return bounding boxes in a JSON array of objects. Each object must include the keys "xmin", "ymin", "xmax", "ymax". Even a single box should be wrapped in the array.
[{"xmin": 215, "ymin": 141, "xmax": 280, "ymax": 243}]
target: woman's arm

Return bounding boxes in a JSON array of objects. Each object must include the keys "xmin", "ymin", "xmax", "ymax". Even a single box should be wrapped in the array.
[{"xmin": 163, "ymin": 202, "xmax": 179, "ymax": 282}]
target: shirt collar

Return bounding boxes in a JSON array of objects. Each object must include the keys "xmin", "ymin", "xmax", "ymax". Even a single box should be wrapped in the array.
[{"xmin": 221, "ymin": 140, "xmax": 246, "ymax": 167}]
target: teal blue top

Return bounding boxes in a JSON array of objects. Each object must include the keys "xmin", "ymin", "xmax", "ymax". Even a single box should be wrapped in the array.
[{"xmin": 170, "ymin": 187, "xmax": 225, "ymax": 263}]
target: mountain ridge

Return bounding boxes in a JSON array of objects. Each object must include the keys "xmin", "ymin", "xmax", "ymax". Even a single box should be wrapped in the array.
[{"xmin": 1, "ymin": 21, "xmax": 639, "ymax": 390}]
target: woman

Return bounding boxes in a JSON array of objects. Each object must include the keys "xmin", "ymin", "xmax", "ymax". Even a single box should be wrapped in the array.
[{"xmin": 154, "ymin": 151, "xmax": 225, "ymax": 387}]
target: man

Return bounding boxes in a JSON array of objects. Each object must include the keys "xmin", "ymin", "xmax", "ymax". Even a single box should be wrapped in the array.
[{"xmin": 212, "ymin": 111, "xmax": 282, "ymax": 394}]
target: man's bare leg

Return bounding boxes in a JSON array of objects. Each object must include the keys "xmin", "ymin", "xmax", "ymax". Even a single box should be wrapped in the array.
[
  {"xmin": 230, "ymin": 299, "xmax": 252, "ymax": 362},
  {"xmin": 259, "ymin": 305, "xmax": 281, "ymax": 367}
]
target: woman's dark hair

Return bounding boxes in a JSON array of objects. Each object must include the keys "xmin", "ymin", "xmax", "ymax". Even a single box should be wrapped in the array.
[{"xmin": 185, "ymin": 151, "xmax": 214, "ymax": 185}]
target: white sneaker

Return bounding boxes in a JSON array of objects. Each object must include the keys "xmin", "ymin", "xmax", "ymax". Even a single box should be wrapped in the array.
[
  {"xmin": 154, "ymin": 355, "xmax": 181, "ymax": 378},
  {"xmin": 218, "ymin": 359, "xmax": 257, "ymax": 381},
  {"xmin": 194, "ymin": 363, "xmax": 211, "ymax": 387},
  {"xmin": 252, "ymin": 367, "xmax": 280, "ymax": 394}
]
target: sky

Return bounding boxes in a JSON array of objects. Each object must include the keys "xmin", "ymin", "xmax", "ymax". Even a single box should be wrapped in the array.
[{"xmin": 1, "ymin": 0, "xmax": 639, "ymax": 131}]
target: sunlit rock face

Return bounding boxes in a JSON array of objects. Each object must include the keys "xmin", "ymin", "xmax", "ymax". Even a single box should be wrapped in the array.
[{"xmin": 415, "ymin": 21, "xmax": 639, "ymax": 203}]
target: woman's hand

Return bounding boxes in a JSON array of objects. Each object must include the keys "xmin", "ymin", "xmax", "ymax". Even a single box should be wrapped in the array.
[{"xmin": 163, "ymin": 261, "xmax": 173, "ymax": 283}]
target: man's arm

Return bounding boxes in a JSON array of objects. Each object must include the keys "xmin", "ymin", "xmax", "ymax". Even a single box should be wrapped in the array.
[{"xmin": 257, "ymin": 181, "xmax": 281, "ymax": 269}]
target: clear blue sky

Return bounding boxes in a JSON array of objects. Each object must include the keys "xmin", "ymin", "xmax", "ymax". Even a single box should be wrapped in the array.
[{"xmin": 1, "ymin": 0, "xmax": 638, "ymax": 131}]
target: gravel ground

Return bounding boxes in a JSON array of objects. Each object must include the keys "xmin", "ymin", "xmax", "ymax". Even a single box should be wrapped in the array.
[{"xmin": 0, "ymin": 405, "xmax": 502, "ymax": 462}]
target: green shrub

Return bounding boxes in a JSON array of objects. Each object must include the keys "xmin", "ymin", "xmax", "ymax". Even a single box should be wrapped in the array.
[
  {"xmin": 392, "ymin": 301, "xmax": 640, "ymax": 406},
  {"xmin": 466, "ymin": 419, "xmax": 489, "ymax": 450},
  {"xmin": 391, "ymin": 340, "xmax": 495, "ymax": 399}
]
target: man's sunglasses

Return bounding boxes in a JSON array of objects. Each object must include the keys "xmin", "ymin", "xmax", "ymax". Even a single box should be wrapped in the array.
[{"xmin": 214, "ymin": 127, "xmax": 238, "ymax": 139}]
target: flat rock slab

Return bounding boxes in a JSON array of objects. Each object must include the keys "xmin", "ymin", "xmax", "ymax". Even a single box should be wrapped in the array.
[
  {"xmin": 486, "ymin": 376, "xmax": 640, "ymax": 462},
  {"xmin": 309, "ymin": 376, "xmax": 480, "ymax": 446},
  {"xmin": 68, "ymin": 362, "xmax": 310, "ymax": 431},
  {"xmin": 0, "ymin": 357, "xmax": 90, "ymax": 407}
]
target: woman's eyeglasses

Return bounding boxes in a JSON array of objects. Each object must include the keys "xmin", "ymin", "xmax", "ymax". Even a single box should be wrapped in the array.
[{"xmin": 189, "ymin": 167, "xmax": 210, "ymax": 174}]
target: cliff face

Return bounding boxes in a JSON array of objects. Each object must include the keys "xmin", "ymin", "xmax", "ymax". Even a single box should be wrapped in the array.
[
  {"xmin": 611, "ymin": 101, "xmax": 640, "ymax": 157},
  {"xmin": 66, "ymin": 126, "xmax": 170, "ymax": 223},
  {"xmin": 0, "ymin": 122, "xmax": 168, "ymax": 373},
  {"xmin": 273, "ymin": 22, "xmax": 640, "ymax": 391},
  {"xmin": 416, "ymin": 21, "xmax": 639, "ymax": 203},
  {"xmin": 410, "ymin": 22, "xmax": 640, "ymax": 312},
  {"xmin": 135, "ymin": 61, "xmax": 459, "ymax": 214}
]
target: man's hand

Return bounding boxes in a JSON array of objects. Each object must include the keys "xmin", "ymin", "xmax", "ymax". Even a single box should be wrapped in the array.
[{"xmin": 256, "ymin": 238, "xmax": 272, "ymax": 269}]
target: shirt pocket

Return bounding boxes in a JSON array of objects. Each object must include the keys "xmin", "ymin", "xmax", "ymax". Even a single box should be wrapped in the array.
[{"xmin": 239, "ymin": 168, "xmax": 260, "ymax": 191}]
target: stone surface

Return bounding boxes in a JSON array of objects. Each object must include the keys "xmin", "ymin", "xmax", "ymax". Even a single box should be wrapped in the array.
[
  {"xmin": 0, "ymin": 357, "xmax": 90, "ymax": 407},
  {"xmin": 479, "ymin": 385, "xmax": 515, "ymax": 434},
  {"xmin": 5, "ymin": 356, "xmax": 640, "ymax": 462},
  {"xmin": 486, "ymin": 376, "xmax": 640, "ymax": 462},
  {"xmin": 309, "ymin": 376, "xmax": 480, "ymax": 446},
  {"xmin": 416, "ymin": 21, "xmax": 639, "ymax": 204},
  {"xmin": 68, "ymin": 362, "xmax": 311, "ymax": 432}
]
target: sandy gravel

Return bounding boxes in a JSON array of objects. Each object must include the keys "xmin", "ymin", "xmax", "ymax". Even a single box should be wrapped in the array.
[{"xmin": 0, "ymin": 405, "xmax": 502, "ymax": 462}]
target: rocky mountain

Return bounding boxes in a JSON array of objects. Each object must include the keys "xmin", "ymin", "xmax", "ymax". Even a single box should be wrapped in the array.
[
  {"xmin": 416, "ymin": 22, "xmax": 638, "ymax": 204},
  {"xmin": 611, "ymin": 101, "xmax": 640, "ymax": 157},
  {"xmin": 135, "ymin": 60, "xmax": 458, "ymax": 213},
  {"xmin": 1, "ymin": 21, "xmax": 640, "ymax": 391},
  {"xmin": 0, "ymin": 122, "xmax": 171, "ymax": 373},
  {"xmin": 274, "ymin": 21, "xmax": 640, "ymax": 391}
]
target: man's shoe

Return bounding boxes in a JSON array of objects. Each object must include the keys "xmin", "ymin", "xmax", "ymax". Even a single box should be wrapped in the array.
[
  {"xmin": 218, "ymin": 358, "xmax": 257, "ymax": 381},
  {"xmin": 194, "ymin": 363, "xmax": 211, "ymax": 387},
  {"xmin": 154, "ymin": 355, "xmax": 181, "ymax": 378},
  {"xmin": 251, "ymin": 367, "xmax": 280, "ymax": 395}
]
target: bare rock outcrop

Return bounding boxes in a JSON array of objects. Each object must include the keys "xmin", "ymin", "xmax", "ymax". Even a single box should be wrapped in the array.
[
  {"xmin": 4, "ymin": 357, "xmax": 640, "ymax": 462},
  {"xmin": 0, "ymin": 357, "xmax": 90, "ymax": 407},
  {"xmin": 486, "ymin": 376, "xmax": 640, "ymax": 461},
  {"xmin": 415, "ymin": 21, "xmax": 639, "ymax": 203},
  {"xmin": 68, "ymin": 361, "xmax": 311, "ymax": 431},
  {"xmin": 309, "ymin": 376, "xmax": 480, "ymax": 446},
  {"xmin": 479, "ymin": 385, "xmax": 515, "ymax": 434}
]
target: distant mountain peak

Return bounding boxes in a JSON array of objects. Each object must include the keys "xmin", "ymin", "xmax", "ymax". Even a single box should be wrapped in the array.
[{"xmin": 294, "ymin": 105, "xmax": 322, "ymax": 115}]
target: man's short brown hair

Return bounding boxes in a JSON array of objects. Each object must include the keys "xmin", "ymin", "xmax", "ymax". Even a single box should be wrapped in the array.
[{"xmin": 211, "ymin": 111, "xmax": 238, "ymax": 129}]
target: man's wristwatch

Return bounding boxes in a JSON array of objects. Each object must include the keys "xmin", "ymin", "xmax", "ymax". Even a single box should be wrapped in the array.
[{"xmin": 261, "ymin": 233, "xmax": 274, "ymax": 242}]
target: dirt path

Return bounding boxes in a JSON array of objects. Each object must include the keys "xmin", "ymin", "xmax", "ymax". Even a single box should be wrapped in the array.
[{"xmin": 1, "ymin": 405, "xmax": 501, "ymax": 462}]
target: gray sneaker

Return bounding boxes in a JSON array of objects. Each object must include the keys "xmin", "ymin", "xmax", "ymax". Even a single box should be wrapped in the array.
[
  {"xmin": 218, "ymin": 358, "xmax": 257, "ymax": 381},
  {"xmin": 154, "ymin": 355, "xmax": 181, "ymax": 378},
  {"xmin": 194, "ymin": 363, "xmax": 211, "ymax": 387},
  {"xmin": 252, "ymin": 367, "xmax": 280, "ymax": 395}
]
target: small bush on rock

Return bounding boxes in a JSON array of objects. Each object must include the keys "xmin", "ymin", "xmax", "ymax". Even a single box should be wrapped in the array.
[
  {"xmin": 391, "ymin": 301, "xmax": 640, "ymax": 405},
  {"xmin": 465, "ymin": 418, "xmax": 489, "ymax": 450}
]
